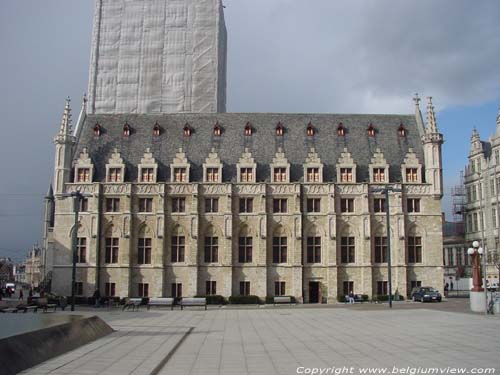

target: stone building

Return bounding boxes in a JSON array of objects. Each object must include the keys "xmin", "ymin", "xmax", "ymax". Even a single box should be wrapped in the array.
[
  {"xmin": 43, "ymin": 0, "xmax": 444, "ymax": 302},
  {"xmin": 464, "ymin": 111, "xmax": 500, "ymax": 287}
]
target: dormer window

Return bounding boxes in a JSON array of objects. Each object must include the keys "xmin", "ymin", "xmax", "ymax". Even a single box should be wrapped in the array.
[
  {"xmin": 406, "ymin": 168, "xmax": 418, "ymax": 183},
  {"xmin": 206, "ymin": 168, "xmax": 219, "ymax": 183},
  {"xmin": 141, "ymin": 168, "xmax": 155, "ymax": 183},
  {"xmin": 244, "ymin": 122, "xmax": 253, "ymax": 136},
  {"xmin": 306, "ymin": 168, "xmax": 320, "ymax": 183},
  {"xmin": 94, "ymin": 123, "xmax": 101, "ymax": 137},
  {"xmin": 108, "ymin": 168, "xmax": 122, "ymax": 182},
  {"xmin": 123, "ymin": 123, "xmax": 131, "ymax": 137},
  {"xmin": 373, "ymin": 168, "xmax": 386, "ymax": 182},
  {"xmin": 273, "ymin": 167, "xmax": 287, "ymax": 182},
  {"xmin": 153, "ymin": 123, "xmax": 161, "ymax": 136},
  {"xmin": 214, "ymin": 123, "xmax": 221, "ymax": 136},
  {"xmin": 398, "ymin": 124, "xmax": 406, "ymax": 137},
  {"xmin": 307, "ymin": 122, "xmax": 315, "ymax": 136},
  {"xmin": 77, "ymin": 168, "xmax": 90, "ymax": 183},
  {"xmin": 183, "ymin": 124, "xmax": 191, "ymax": 137},
  {"xmin": 276, "ymin": 122, "xmax": 284, "ymax": 136},
  {"xmin": 174, "ymin": 167, "xmax": 187, "ymax": 182},
  {"xmin": 340, "ymin": 168, "xmax": 353, "ymax": 183},
  {"xmin": 337, "ymin": 123, "xmax": 345, "ymax": 136},
  {"xmin": 368, "ymin": 124, "xmax": 375, "ymax": 137},
  {"xmin": 240, "ymin": 168, "xmax": 253, "ymax": 183}
]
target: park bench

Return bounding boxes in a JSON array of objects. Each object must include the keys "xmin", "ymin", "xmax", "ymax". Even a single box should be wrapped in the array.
[
  {"xmin": 0, "ymin": 301, "xmax": 19, "ymax": 313},
  {"xmin": 344, "ymin": 294, "xmax": 365, "ymax": 303},
  {"xmin": 37, "ymin": 298, "xmax": 57, "ymax": 312},
  {"xmin": 147, "ymin": 297, "xmax": 174, "ymax": 310},
  {"xmin": 16, "ymin": 304, "xmax": 38, "ymax": 313},
  {"xmin": 122, "ymin": 298, "xmax": 143, "ymax": 311},
  {"xmin": 273, "ymin": 296, "xmax": 293, "ymax": 306},
  {"xmin": 180, "ymin": 297, "xmax": 207, "ymax": 310}
]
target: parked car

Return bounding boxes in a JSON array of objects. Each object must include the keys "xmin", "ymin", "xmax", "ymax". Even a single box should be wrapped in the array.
[{"xmin": 411, "ymin": 287, "xmax": 442, "ymax": 302}]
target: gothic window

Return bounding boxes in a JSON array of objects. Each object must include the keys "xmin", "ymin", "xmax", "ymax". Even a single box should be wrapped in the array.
[
  {"xmin": 174, "ymin": 168, "xmax": 187, "ymax": 182},
  {"xmin": 275, "ymin": 281, "xmax": 286, "ymax": 296},
  {"xmin": 239, "ymin": 198, "xmax": 253, "ymax": 213},
  {"xmin": 238, "ymin": 237, "xmax": 252, "ymax": 263},
  {"xmin": 105, "ymin": 282, "xmax": 115, "ymax": 297},
  {"xmin": 206, "ymin": 281, "xmax": 217, "ymax": 295},
  {"xmin": 337, "ymin": 123, "xmax": 345, "ymax": 136},
  {"xmin": 205, "ymin": 198, "xmax": 219, "ymax": 213},
  {"xmin": 367, "ymin": 124, "xmax": 375, "ymax": 137},
  {"xmin": 138, "ymin": 283, "xmax": 149, "ymax": 297},
  {"xmin": 306, "ymin": 237, "xmax": 321, "ymax": 263},
  {"xmin": 183, "ymin": 124, "xmax": 191, "ymax": 137},
  {"xmin": 307, "ymin": 122, "xmax": 315, "ymax": 136},
  {"xmin": 340, "ymin": 168, "xmax": 353, "ymax": 183},
  {"xmin": 373, "ymin": 168, "xmax": 386, "ymax": 183},
  {"xmin": 276, "ymin": 122, "xmax": 284, "ymax": 136},
  {"xmin": 105, "ymin": 198, "xmax": 120, "ymax": 212},
  {"xmin": 273, "ymin": 198, "xmax": 288, "ymax": 213},
  {"xmin": 307, "ymin": 198, "xmax": 321, "ymax": 213},
  {"xmin": 138, "ymin": 238, "xmax": 151, "ymax": 264},
  {"xmin": 171, "ymin": 236, "xmax": 185, "ymax": 263},
  {"xmin": 244, "ymin": 123, "xmax": 253, "ymax": 136},
  {"xmin": 138, "ymin": 198, "xmax": 153, "ymax": 212},
  {"xmin": 340, "ymin": 237, "xmax": 355, "ymax": 264},
  {"xmin": 153, "ymin": 123, "xmax": 161, "ymax": 136},
  {"xmin": 272, "ymin": 236, "xmax": 287, "ymax": 263},
  {"xmin": 77, "ymin": 238, "xmax": 87, "ymax": 263},
  {"xmin": 408, "ymin": 236, "xmax": 422, "ymax": 263},
  {"xmin": 306, "ymin": 167, "xmax": 320, "ymax": 183},
  {"xmin": 340, "ymin": 198, "xmax": 354, "ymax": 213},
  {"xmin": 105, "ymin": 238, "xmax": 119, "ymax": 263},
  {"xmin": 374, "ymin": 237, "xmax": 388, "ymax": 263},
  {"xmin": 123, "ymin": 123, "xmax": 131, "ymax": 137},
  {"xmin": 204, "ymin": 237, "xmax": 218, "ymax": 263},
  {"xmin": 373, "ymin": 198, "xmax": 386, "ymax": 213},
  {"xmin": 172, "ymin": 197, "xmax": 186, "ymax": 213},
  {"xmin": 398, "ymin": 124, "xmax": 406, "ymax": 137},
  {"xmin": 107, "ymin": 168, "xmax": 122, "ymax": 182},
  {"xmin": 77, "ymin": 168, "xmax": 90, "ymax": 183},
  {"xmin": 239, "ymin": 281, "xmax": 250, "ymax": 296}
]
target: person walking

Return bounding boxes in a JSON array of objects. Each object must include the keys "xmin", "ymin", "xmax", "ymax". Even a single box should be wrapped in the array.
[
  {"xmin": 19, "ymin": 289, "xmax": 24, "ymax": 301},
  {"xmin": 93, "ymin": 289, "xmax": 101, "ymax": 308}
]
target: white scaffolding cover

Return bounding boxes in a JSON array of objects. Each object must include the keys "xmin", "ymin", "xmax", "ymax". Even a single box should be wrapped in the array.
[{"xmin": 87, "ymin": 0, "xmax": 227, "ymax": 114}]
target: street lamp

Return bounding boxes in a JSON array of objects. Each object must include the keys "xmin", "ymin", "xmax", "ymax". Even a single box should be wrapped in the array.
[
  {"xmin": 467, "ymin": 240, "xmax": 486, "ymax": 313},
  {"xmin": 372, "ymin": 186, "xmax": 402, "ymax": 309}
]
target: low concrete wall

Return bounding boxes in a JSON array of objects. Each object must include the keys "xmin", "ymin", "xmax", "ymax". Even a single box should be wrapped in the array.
[{"xmin": 0, "ymin": 315, "xmax": 113, "ymax": 375}]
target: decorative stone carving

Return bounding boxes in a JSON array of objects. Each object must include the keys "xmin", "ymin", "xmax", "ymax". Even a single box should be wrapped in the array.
[
  {"xmin": 303, "ymin": 184, "xmax": 329, "ymax": 195},
  {"xmin": 405, "ymin": 185, "xmax": 432, "ymax": 195},
  {"xmin": 259, "ymin": 216, "xmax": 267, "ymax": 238},
  {"xmin": 270, "ymin": 147, "xmax": 290, "ymax": 183},
  {"xmin": 73, "ymin": 148, "xmax": 94, "ymax": 183},
  {"xmin": 103, "ymin": 184, "xmax": 130, "ymax": 195},
  {"xmin": 336, "ymin": 184, "xmax": 363, "ymax": 195},
  {"xmin": 401, "ymin": 148, "xmax": 422, "ymax": 184},
  {"xmin": 268, "ymin": 184, "xmax": 299, "ymax": 195},
  {"xmin": 328, "ymin": 216, "xmax": 336, "ymax": 239},
  {"xmin": 202, "ymin": 184, "xmax": 230, "ymax": 195},
  {"xmin": 224, "ymin": 215, "xmax": 232, "ymax": 238},
  {"xmin": 138, "ymin": 148, "xmax": 158, "ymax": 183},
  {"xmin": 191, "ymin": 216, "xmax": 198, "ymax": 239},
  {"xmin": 336, "ymin": 148, "xmax": 357, "ymax": 183},
  {"xmin": 303, "ymin": 147, "xmax": 323, "ymax": 183},
  {"xmin": 134, "ymin": 184, "xmax": 159, "ymax": 195},
  {"xmin": 157, "ymin": 216, "xmax": 164, "ymax": 238},
  {"xmin": 235, "ymin": 184, "xmax": 265, "ymax": 195},
  {"xmin": 66, "ymin": 184, "xmax": 97, "ymax": 195},
  {"xmin": 203, "ymin": 148, "xmax": 222, "ymax": 183},
  {"xmin": 105, "ymin": 148, "xmax": 125, "ymax": 183},
  {"xmin": 294, "ymin": 216, "xmax": 302, "ymax": 239},
  {"xmin": 237, "ymin": 148, "xmax": 257, "ymax": 183},
  {"xmin": 168, "ymin": 184, "xmax": 193, "ymax": 195},
  {"xmin": 369, "ymin": 148, "xmax": 389, "ymax": 183},
  {"xmin": 170, "ymin": 148, "xmax": 190, "ymax": 183}
]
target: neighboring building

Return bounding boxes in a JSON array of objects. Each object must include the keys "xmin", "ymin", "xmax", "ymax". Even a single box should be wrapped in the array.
[
  {"xmin": 0, "ymin": 258, "xmax": 14, "ymax": 287},
  {"xmin": 14, "ymin": 263, "xmax": 26, "ymax": 285},
  {"xmin": 25, "ymin": 246, "xmax": 42, "ymax": 288},
  {"xmin": 442, "ymin": 220, "xmax": 470, "ymax": 290},
  {"xmin": 464, "ymin": 111, "xmax": 500, "ymax": 288},
  {"xmin": 43, "ymin": 0, "xmax": 445, "ymax": 302}
]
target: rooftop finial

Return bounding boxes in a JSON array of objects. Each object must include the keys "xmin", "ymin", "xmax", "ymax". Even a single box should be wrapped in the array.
[
  {"xmin": 425, "ymin": 96, "xmax": 438, "ymax": 134},
  {"xmin": 59, "ymin": 97, "xmax": 72, "ymax": 135},
  {"xmin": 413, "ymin": 93, "xmax": 420, "ymax": 107}
]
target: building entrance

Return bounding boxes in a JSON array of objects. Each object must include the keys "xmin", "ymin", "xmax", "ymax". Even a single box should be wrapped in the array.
[{"xmin": 309, "ymin": 281, "xmax": 321, "ymax": 303}]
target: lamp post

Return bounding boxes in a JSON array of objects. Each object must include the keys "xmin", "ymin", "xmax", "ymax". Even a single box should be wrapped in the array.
[
  {"xmin": 372, "ymin": 186, "xmax": 402, "ymax": 309},
  {"xmin": 467, "ymin": 240, "xmax": 486, "ymax": 312}
]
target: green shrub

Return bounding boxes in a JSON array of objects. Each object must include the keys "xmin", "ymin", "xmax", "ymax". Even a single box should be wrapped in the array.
[
  {"xmin": 361, "ymin": 294, "xmax": 369, "ymax": 302},
  {"xmin": 195, "ymin": 295, "xmax": 227, "ymax": 305},
  {"xmin": 337, "ymin": 295, "xmax": 346, "ymax": 303},
  {"xmin": 229, "ymin": 295, "xmax": 261, "ymax": 304}
]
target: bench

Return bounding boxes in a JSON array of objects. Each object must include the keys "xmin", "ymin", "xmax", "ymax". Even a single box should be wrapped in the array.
[
  {"xmin": 37, "ymin": 298, "xmax": 57, "ymax": 312},
  {"xmin": 273, "ymin": 296, "xmax": 293, "ymax": 306},
  {"xmin": 180, "ymin": 297, "xmax": 207, "ymax": 310},
  {"xmin": 122, "ymin": 298, "xmax": 142, "ymax": 311},
  {"xmin": 147, "ymin": 297, "xmax": 174, "ymax": 310},
  {"xmin": 16, "ymin": 305, "xmax": 38, "ymax": 313},
  {"xmin": 344, "ymin": 294, "xmax": 365, "ymax": 303}
]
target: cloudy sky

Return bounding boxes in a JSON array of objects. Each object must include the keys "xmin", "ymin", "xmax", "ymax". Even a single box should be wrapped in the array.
[{"xmin": 1, "ymin": 0, "xmax": 499, "ymax": 261}]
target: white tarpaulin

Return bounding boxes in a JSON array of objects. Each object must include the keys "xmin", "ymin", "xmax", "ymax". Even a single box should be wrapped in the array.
[{"xmin": 87, "ymin": 0, "xmax": 227, "ymax": 114}]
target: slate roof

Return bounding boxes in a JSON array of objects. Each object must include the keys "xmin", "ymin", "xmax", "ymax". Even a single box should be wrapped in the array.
[{"xmin": 74, "ymin": 113, "xmax": 425, "ymax": 183}]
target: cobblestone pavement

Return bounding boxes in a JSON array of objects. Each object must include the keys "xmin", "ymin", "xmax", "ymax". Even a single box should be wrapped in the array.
[{"xmin": 21, "ymin": 301, "xmax": 500, "ymax": 375}]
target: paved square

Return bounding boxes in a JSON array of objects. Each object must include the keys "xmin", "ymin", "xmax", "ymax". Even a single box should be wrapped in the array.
[{"xmin": 21, "ymin": 304, "xmax": 500, "ymax": 375}]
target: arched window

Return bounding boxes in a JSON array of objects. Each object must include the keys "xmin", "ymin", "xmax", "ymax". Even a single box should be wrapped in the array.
[
  {"xmin": 123, "ymin": 123, "xmax": 131, "ymax": 137},
  {"xmin": 307, "ymin": 122, "xmax": 315, "ymax": 136},
  {"xmin": 244, "ymin": 122, "xmax": 253, "ymax": 136},
  {"xmin": 214, "ymin": 122, "xmax": 221, "ymax": 136},
  {"xmin": 183, "ymin": 124, "xmax": 191, "ymax": 137},
  {"xmin": 276, "ymin": 122, "xmax": 284, "ymax": 136},
  {"xmin": 398, "ymin": 123, "xmax": 406, "ymax": 137},
  {"xmin": 367, "ymin": 123, "xmax": 375, "ymax": 137},
  {"xmin": 153, "ymin": 122, "xmax": 161, "ymax": 136},
  {"xmin": 94, "ymin": 123, "xmax": 101, "ymax": 137},
  {"xmin": 337, "ymin": 123, "xmax": 345, "ymax": 136}
]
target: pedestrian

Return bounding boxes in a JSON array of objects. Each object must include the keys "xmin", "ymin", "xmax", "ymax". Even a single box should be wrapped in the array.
[
  {"xmin": 19, "ymin": 289, "xmax": 23, "ymax": 301},
  {"xmin": 348, "ymin": 291, "xmax": 355, "ymax": 304},
  {"xmin": 444, "ymin": 283, "xmax": 449, "ymax": 297},
  {"xmin": 450, "ymin": 281, "xmax": 454, "ymax": 291},
  {"xmin": 28, "ymin": 288, "xmax": 33, "ymax": 304},
  {"xmin": 93, "ymin": 289, "xmax": 101, "ymax": 308}
]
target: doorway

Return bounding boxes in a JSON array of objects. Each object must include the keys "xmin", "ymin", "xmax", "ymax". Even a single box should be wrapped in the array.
[{"xmin": 309, "ymin": 281, "xmax": 320, "ymax": 303}]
